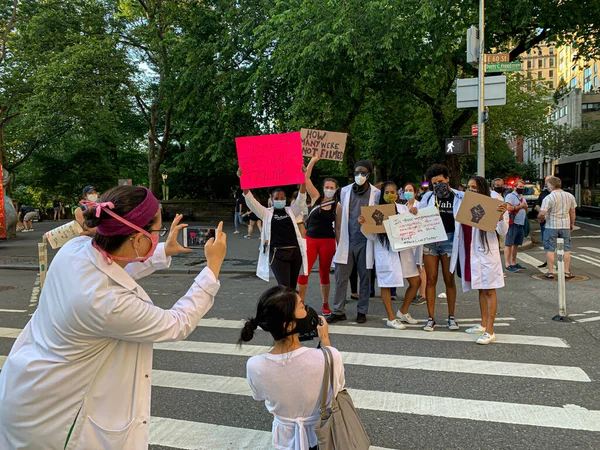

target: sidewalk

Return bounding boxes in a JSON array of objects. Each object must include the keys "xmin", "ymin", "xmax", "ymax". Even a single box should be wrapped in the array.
[{"xmin": 0, "ymin": 218, "xmax": 534, "ymax": 274}]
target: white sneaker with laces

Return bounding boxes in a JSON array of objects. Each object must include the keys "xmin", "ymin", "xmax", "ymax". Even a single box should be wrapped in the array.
[
  {"xmin": 447, "ymin": 317, "xmax": 459, "ymax": 330},
  {"xmin": 386, "ymin": 319, "xmax": 406, "ymax": 330},
  {"xmin": 465, "ymin": 325, "xmax": 485, "ymax": 334},
  {"xmin": 423, "ymin": 318, "xmax": 436, "ymax": 332},
  {"xmin": 476, "ymin": 332, "xmax": 496, "ymax": 345},
  {"xmin": 396, "ymin": 310, "xmax": 419, "ymax": 324},
  {"xmin": 233, "ymin": 230, "xmax": 240, "ymax": 234}
]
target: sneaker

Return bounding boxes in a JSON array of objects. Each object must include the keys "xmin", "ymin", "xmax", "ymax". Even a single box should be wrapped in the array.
[
  {"xmin": 412, "ymin": 295, "xmax": 426, "ymax": 306},
  {"xmin": 244, "ymin": 235, "xmax": 251, "ymax": 239},
  {"xmin": 447, "ymin": 316, "xmax": 459, "ymax": 330},
  {"xmin": 322, "ymin": 303, "xmax": 331, "ymax": 315},
  {"xmin": 476, "ymin": 332, "xmax": 496, "ymax": 345},
  {"xmin": 465, "ymin": 325, "xmax": 485, "ymax": 334},
  {"xmin": 356, "ymin": 313, "xmax": 367, "ymax": 324},
  {"xmin": 505, "ymin": 265, "xmax": 520, "ymax": 273},
  {"xmin": 396, "ymin": 310, "xmax": 419, "ymax": 324},
  {"xmin": 537, "ymin": 261, "xmax": 548, "ymax": 268},
  {"xmin": 386, "ymin": 319, "xmax": 406, "ymax": 330},
  {"xmin": 326, "ymin": 313, "xmax": 347, "ymax": 324},
  {"xmin": 514, "ymin": 263, "xmax": 525, "ymax": 270},
  {"xmin": 233, "ymin": 230, "xmax": 240, "ymax": 234},
  {"xmin": 423, "ymin": 318, "xmax": 436, "ymax": 332}
]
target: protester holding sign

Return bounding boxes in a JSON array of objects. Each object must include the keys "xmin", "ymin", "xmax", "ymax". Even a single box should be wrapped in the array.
[
  {"xmin": 411, "ymin": 164, "xmax": 464, "ymax": 332},
  {"xmin": 454, "ymin": 176, "xmax": 508, "ymax": 345},
  {"xmin": 404, "ymin": 183, "xmax": 427, "ymax": 305},
  {"xmin": 298, "ymin": 156, "xmax": 342, "ymax": 314},
  {"xmin": 238, "ymin": 169, "xmax": 308, "ymax": 288},
  {"xmin": 359, "ymin": 181, "xmax": 420, "ymax": 330},
  {"xmin": 328, "ymin": 160, "xmax": 380, "ymax": 325}
]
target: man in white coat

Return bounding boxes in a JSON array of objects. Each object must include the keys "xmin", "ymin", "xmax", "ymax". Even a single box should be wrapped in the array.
[{"xmin": 328, "ymin": 160, "xmax": 380, "ymax": 324}]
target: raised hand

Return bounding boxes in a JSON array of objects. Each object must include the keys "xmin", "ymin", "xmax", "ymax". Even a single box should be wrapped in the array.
[
  {"xmin": 164, "ymin": 214, "xmax": 193, "ymax": 257},
  {"xmin": 205, "ymin": 221, "xmax": 227, "ymax": 278}
]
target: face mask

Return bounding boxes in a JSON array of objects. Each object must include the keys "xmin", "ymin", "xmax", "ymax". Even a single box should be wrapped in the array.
[
  {"xmin": 273, "ymin": 200, "xmax": 286, "ymax": 209},
  {"xmin": 354, "ymin": 174, "xmax": 367, "ymax": 186},
  {"xmin": 288, "ymin": 305, "xmax": 319, "ymax": 337},
  {"xmin": 87, "ymin": 194, "xmax": 98, "ymax": 202},
  {"xmin": 383, "ymin": 193, "xmax": 398, "ymax": 204},
  {"xmin": 433, "ymin": 182, "xmax": 450, "ymax": 199},
  {"xmin": 516, "ymin": 188, "xmax": 524, "ymax": 195},
  {"xmin": 404, "ymin": 192, "xmax": 415, "ymax": 202},
  {"xmin": 493, "ymin": 186, "xmax": 504, "ymax": 194},
  {"xmin": 469, "ymin": 188, "xmax": 478, "ymax": 193},
  {"xmin": 323, "ymin": 188, "xmax": 336, "ymax": 198}
]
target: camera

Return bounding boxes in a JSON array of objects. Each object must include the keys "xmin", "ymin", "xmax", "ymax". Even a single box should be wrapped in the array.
[{"xmin": 298, "ymin": 305, "xmax": 321, "ymax": 342}]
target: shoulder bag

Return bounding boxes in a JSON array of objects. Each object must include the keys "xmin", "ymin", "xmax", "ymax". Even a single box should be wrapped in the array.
[{"xmin": 313, "ymin": 347, "xmax": 370, "ymax": 450}]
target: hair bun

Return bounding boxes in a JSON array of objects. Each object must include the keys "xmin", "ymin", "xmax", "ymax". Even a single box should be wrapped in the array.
[
  {"xmin": 238, "ymin": 318, "xmax": 258, "ymax": 344},
  {"xmin": 83, "ymin": 206, "xmax": 103, "ymax": 229}
]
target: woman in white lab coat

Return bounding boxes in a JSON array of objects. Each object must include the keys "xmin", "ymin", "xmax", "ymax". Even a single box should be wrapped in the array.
[
  {"xmin": 0, "ymin": 186, "xmax": 227, "ymax": 450},
  {"xmin": 359, "ymin": 182, "xmax": 420, "ymax": 330},
  {"xmin": 450, "ymin": 176, "xmax": 508, "ymax": 345}
]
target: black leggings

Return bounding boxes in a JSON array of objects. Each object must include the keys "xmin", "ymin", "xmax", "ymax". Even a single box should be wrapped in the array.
[{"xmin": 270, "ymin": 247, "xmax": 303, "ymax": 289}]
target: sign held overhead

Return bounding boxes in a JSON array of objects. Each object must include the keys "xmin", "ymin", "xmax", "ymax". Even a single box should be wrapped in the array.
[{"xmin": 301, "ymin": 128, "xmax": 347, "ymax": 161}]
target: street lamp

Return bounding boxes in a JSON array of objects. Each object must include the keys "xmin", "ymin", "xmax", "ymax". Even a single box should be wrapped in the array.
[{"xmin": 161, "ymin": 171, "xmax": 169, "ymax": 201}]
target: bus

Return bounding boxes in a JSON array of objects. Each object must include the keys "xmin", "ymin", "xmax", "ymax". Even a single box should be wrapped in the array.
[{"xmin": 554, "ymin": 143, "xmax": 600, "ymax": 215}]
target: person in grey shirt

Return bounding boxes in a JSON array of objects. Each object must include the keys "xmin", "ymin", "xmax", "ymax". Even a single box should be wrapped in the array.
[{"xmin": 328, "ymin": 160, "xmax": 380, "ymax": 324}]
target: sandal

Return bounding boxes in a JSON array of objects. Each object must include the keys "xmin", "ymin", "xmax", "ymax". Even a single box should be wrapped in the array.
[
  {"xmin": 565, "ymin": 272, "xmax": 575, "ymax": 279},
  {"xmin": 544, "ymin": 273, "xmax": 554, "ymax": 279}
]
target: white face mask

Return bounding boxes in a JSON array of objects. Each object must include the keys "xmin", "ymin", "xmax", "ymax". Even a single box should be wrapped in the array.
[
  {"xmin": 87, "ymin": 194, "xmax": 98, "ymax": 202},
  {"xmin": 323, "ymin": 188, "xmax": 336, "ymax": 198},
  {"xmin": 354, "ymin": 175, "xmax": 367, "ymax": 186}
]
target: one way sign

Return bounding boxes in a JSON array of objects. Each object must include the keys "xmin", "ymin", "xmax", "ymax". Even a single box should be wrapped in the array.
[{"xmin": 445, "ymin": 137, "xmax": 463, "ymax": 155}]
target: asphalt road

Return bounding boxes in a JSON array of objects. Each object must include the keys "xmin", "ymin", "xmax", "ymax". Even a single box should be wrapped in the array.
[{"xmin": 1, "ymin": 217, "xmax": 599, "ymax": 449}]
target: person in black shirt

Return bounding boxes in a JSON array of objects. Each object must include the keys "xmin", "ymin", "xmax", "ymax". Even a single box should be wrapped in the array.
[
  {"xmin": 535, "ymin": 175, "xmax": 553, "ymax": 268},
  {"xmin": 233, "ymin": 189, "xmax": 245, "ymax": 234},
  {"xmin": 298, "ymin": 156, "xmax": 342, "ymax": 314},
  {"xmin": 53, "ymin": 197, "xmax": 62, "ymax": 221},
  {"xmin": 412, "ymin": 164, "xmax": 463, "ymax": 332}
]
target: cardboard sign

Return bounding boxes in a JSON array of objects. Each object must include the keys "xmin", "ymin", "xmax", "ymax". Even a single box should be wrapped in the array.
[
  {"xmin": 301, "ymin": 128, "xmax": 347, "ymax": 161},
  {"xmin": 236, "ymin": 132, "xmax": 305, "ymax": 189},
  {"xmin": 360, "ymin": 204, "xmax": 398, "ymax": 234},
  {"xmin": 385, "ymin": 206, "xmax": 447, "ymax": 251},
  {"xmin": 45, "ymin": 220, "xmax": 84, "ymax": 249},
  {"xmin": 118, "ymin": 179, "xmax": 132, "ymax": 186},
  {"xmin": 456, "ymin": 190, "xmax": 505, "ymax": 233}
]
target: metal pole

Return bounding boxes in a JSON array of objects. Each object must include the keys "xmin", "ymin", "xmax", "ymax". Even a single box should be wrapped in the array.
[
  {"xmin": 552, "ymin": 237, "xmax": 572, "ymax": 322},
  {"xmin": 477, "ymin": 0, "xmax": 485, "ymax": 177}
]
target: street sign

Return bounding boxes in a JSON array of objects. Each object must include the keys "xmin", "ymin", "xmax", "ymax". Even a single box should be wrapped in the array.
[
  {"xmin": 485, "ymin": 61, "xmax": 523, "ymax": 73},
  {"xmin": 485, "ymin": 53, "xmax": 509, "ymax": 63},
  {"xmin": 456, "ymin": 75, "xmax": 507, "ymax": 108},
  {"xmin": 445, "ymin": 138, "xmax": 463, "ymax": 155},
  {"xmin": 471, "ymin": 124, "xmax": 478, "ymax": 136}
]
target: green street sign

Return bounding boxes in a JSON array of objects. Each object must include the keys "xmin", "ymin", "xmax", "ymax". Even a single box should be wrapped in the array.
[{"xmin": 485, "ymin": 62, "xmax": 523, "ymax": 73}]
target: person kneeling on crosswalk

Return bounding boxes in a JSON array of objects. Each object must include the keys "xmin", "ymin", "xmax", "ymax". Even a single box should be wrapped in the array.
[{"xmin": 240, "ymin": 286, "xmax": 346, "ymax": 450}]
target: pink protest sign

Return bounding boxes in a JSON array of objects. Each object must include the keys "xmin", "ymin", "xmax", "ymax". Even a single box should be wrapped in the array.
[{"xmin": 235, "ymin": 132, "xmax": 304, "ymax": 189}]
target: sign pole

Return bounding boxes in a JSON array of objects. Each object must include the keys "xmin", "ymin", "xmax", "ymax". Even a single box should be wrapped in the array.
[{"xmin": 477, "ymin": 0, "xmax": 485, "ymax": 177}]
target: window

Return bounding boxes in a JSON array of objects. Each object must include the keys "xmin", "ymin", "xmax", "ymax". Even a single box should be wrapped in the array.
[
  {"xmin": 549, "ymin": 47, "xmax": 554, "ymax": 55},
  {"xmin": 549, "ymin": 70, "xmax": 554, "ymax": 78},
  {"xmin": 527, "ymin": 60, "xmax": 532, "ymax": 69},
  {"xmin": 538, "ymin": 71, "xmax": 543, "ymax": 79},
  {"xmin": 538, "ymin": 59, "xmax": 543, "ymax": 68},
  {"xmin": 584, "ymin": 67, "xmax": 591, "ymax": 78},
  {"xmin": 564, "ymin": 105, "xmax": 568, "ymax": 115},
  {"xmin": 538, "ymin": 49, "xmax": 542, "ymax": 56},
  {"xmin": 550, "ymin": 58, "xmax": 554, "ymax": 68},
  {"xmin": 559, "ymin": 58, "xmax": 564, "ymax": 70},
  {"xmin": 572, "ymin": 65, "xmax": 577, "ymax": 73},
  {"xmin": 585, "ymin": 81, "xmax": 592, "ymax": 92},
  {"xmin": 570, "ymin": 77, "xmax": 577, "ymax": 88},
  {"xmin": 595, "ymin": 62, "xmax": 598, "ymax": 72},
  {"xmin": 549, "ymin": 82, "xmax": 554, "ymax": 89},
  {"xmin": 595, "ymin": 76, "xmax": 598, "ymax": 88}
]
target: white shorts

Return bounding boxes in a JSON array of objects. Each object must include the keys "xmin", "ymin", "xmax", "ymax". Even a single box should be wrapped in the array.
[{"xmin": 399, "ymin": 248, "xmax": 420, "ymax": 279}]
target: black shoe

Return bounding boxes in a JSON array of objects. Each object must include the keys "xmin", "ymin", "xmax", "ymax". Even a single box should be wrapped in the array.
[
  {"xmin": 349, "ymin": 294, "xmax": 359, "ymax": 301},
  {"xmin": 326, "ymin": 313, "xmax": 347, "ymax": 324},
  {"xmin": 356, "ymin": 313, "xmax": 367, "ymax": 324},
  {"xmin": 538, "ymin": 262, "xmax": 548, "ymax": 268}
]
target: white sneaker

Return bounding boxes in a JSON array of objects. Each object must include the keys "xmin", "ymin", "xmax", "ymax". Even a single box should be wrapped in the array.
[
  {"xmin": 423, "ymin": 318, "xmax": 436, "ymax": 332},
  {"xmin": 386, "ymin": 319, "xmax": 406, "ymax": 330},
  {"xmin": 396, "ymin": 310, "xmax": 419, "ymax": 324},
  {"xmin": 476, "ymin": 332, "xmax": 496, "ymax": 345},
  {"xmin": 447, "ymin": 316, "xmax": 459, "ymax": 330},
  {"xmin": 233, "ymin": 230, "xmax": 240, "ymax": 234},
  {"xmin": 465, "ymin": 325, "xmax": 485, "ymax": 334}
]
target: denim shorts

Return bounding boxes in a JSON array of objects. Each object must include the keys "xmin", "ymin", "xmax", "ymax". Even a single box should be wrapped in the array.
[
  {"xmin": 543, "ymin": 228, "xmax": 571, "ymax": 252},
  {"xmin": 505, "ymin": 224, "xmax": 524, "ymax": 246},
  {"xmin": 423, "ymin": 232, "xmax": 454, "ymax": 257}
]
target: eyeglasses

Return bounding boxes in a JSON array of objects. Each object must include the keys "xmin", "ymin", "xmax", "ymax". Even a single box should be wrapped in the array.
[
  {"xmin": 150, "ymin": 227, "xmax": 168, "ymax": 237},
  {"xmin": 354, "ymin": 171, "xmax": 368, "ymax": 177}
]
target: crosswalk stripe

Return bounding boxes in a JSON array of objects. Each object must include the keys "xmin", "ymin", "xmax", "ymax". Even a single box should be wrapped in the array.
[
  {"xmin": 0, "ymin": 356, "xmax": 5, "ymax": 369},
  {"xmin": 154, "ymin": 341, "xmax": 589, "ymax": 382},
  {"xmin": 571, "ymin": 254, "xmax": 600, "ymax": 268},
  {"xmin": 581, "ymin": 247, "xmax": 600, "ymax": 254},
  {"xmin": 576, "ymin": 316, "xmax": 600, "ymax": 323},
  {"xmin": 576, "ymin": 221, "xmax": 600, "ymax": 229},
  {"xmin": 0, "ymin": 309, "xmax": 27, "ymax": 313},
  {"xmin": 149, "ymin": 417, "xmax": 395, "ymax": 450},
  {"xmin": 0, "ymin": 322, "xmax": 569, "ymax": 348},
  {"xmin": 516, "ymin": 253, "xmax": 546, "ymax": 273},
  {"xmin": 195, "ymin": 319, "xmax": 569, "ymax": 348},
  {"xmin": 152, "ymin": 370, "xmax": 600, "ymax": 432}
]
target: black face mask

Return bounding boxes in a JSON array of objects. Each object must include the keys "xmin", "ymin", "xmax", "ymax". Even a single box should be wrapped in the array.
[
  {"xmin": 433, "ymin": 182, "xmax": 451, "ymax": 199},
  {"xmin": 493, "ymin": 186, "xmax": 504, "ymax": 194},
  {"xmin": 516, "ymin": 188, "xmax": 524, "ymax": 195},
  {"xmin": 290, "ymin": 305, "xmax": 319, "ymax": 336}
]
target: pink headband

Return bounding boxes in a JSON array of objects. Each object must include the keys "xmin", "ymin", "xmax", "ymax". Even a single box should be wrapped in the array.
[{"xmin": 81, "ymin": 187, "xmax": 160, "ymax": 236}]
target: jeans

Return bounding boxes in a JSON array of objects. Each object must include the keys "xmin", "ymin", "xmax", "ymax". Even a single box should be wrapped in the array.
[{"xmin": 234, "ymin": 212, "xmax": 245, "ymax": 232}]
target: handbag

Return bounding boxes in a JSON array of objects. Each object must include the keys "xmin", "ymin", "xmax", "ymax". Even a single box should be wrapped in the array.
[{"xmin": 313, "ymin": 347, "xmax": 370, "ymax": 450}]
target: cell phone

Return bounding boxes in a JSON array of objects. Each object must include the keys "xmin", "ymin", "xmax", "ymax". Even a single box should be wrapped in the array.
[{"xmin": 182, "ymin": 227, "xmax": 216, "ymax": 249}]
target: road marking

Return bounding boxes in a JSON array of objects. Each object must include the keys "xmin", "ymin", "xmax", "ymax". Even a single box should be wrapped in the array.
[
  {"xmin": 581, "ymin": 247, "xmax": 600, "ymax": 255},
  {"xmin": 572, "ymin": 236, "xmax": 600, "ymax": 239},
  {"xmin": 0, "ymin": 356, "xmax": 5, "ymax": 369},
  {"xmin": 571, "ymin": 254, "xmax": 600, "ymax": 268},
  {"xmin": 517, "ymin": 253, "xmax": 546, "ymax": 273},
  {"xmin": 149, "ymin": 417, "xmax": 394, "ymax": 450},
  {"xmin": 152, "ymin": 370, "xmax": 600, "ymax": 432},
  {"xmin": 380, "ymin": 318, "xmax": 512, "ymax": 327},
  {"xmin": 0, "ymin": 309, "xmax": 27, "ymax": 313},
  {"xmin": 0, "ymin": 328, "xmax": 22, "ymax": 338},
  {"xmin": 576, "ymin": 220, "xmax": 600, "ymax": 229},
  {"xmin": 576, "ymin": 316, "xmax": 600, "ymax": 323},
  {"xmin": 195, "ymin": 318, "xmax": 568, "ymax": 347},
  {"xmin": 583, "ymin": 310, "xmax": 599, "ymax": 314},
  {"xmin": 154, "ymin": 341, "xmax": 589, "ymax": 382}
]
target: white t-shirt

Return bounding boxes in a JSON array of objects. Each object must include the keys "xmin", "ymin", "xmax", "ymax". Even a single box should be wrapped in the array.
[{"xmin": 246, "ymin": 346, "xmax": 345, "ymax": 450}]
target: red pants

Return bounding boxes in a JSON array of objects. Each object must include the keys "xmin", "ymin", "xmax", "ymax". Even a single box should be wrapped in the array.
[{"xmin": 298, "ymin": 236, "xmax": 337, "ymax": 285}]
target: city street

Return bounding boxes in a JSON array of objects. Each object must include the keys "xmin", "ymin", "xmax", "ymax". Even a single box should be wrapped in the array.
[{"xmin": 1, "ymin": 219, "xmax": 599, "ymax": 449}]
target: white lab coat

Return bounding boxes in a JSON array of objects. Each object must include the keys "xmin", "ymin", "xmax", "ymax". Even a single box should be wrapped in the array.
[
  {"xmin": 449, "ymin": 193, "xmax": 509, "ymax": 292},
  {"xmin": 243, "ymin": 191, "xmax": 308, "ymax": 282},
  {"xmin": 0, "ymin": 238, "xmax": 220, "ymax": 450},
  {"xmin": 333, "ymin": 184, "xmax": 380, "ymax": 269}
]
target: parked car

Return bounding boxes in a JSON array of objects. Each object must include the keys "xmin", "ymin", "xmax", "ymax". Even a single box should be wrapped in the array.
[{"xmin": 523, "ymin": 184, "xmax": 540, "ymax": 217}]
